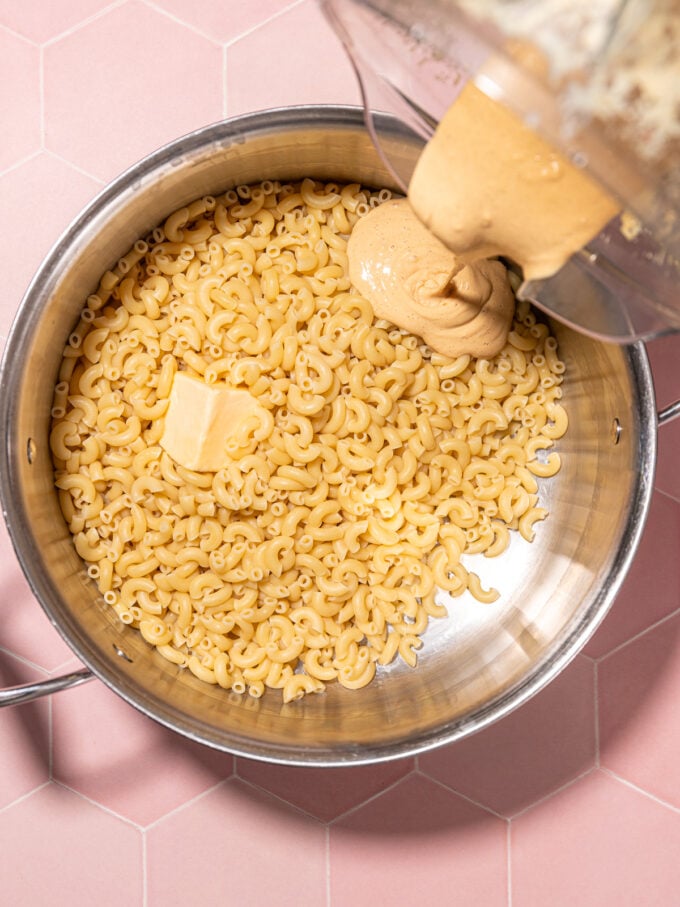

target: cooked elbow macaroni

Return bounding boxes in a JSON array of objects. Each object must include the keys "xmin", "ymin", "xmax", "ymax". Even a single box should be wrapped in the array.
[{"xmin": 51, "ymin": 178, "xmax": 568, "ymax": 702}]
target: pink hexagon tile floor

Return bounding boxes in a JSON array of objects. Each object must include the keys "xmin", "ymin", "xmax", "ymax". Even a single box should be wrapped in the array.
[
  {"xmin": 647, "ymin": 332, "xmax": 680, "ymax": 502},
  {"xmin": 0, "ymin": 783, "xmax": 143, "ymax": 905},
  {"xmin": 2, "ymin": 3, "xmax": 680, "ymax": 906},
  {"xmin": 0, "ymin": 27, "xmax": 40, "ymax": 173},
  {"xmin": 0, "ymin": 0, "xmax": 115, "ymax": 44},
  {"xmin": 147, "ymin": 778, "xmax": 327, "ymax": 905},
  {"xmin": 225, "ymin": 0, "xmax": 361, "ymax": 115},
  {"xmin": 598, "ymin": 610, "xmax": 680, "ymax": 810},
  {"xmin": 235, "ymin": 754, "xmax": 414, "ymax": 821},
  {"xmin": 51, "ymin": 676, "xmax": 234, "ymax": 826},
  {"xmin": 583, "ymin": 489, "xmax": 680, "ymax": 659},
  {"xmin": 511, "ymin": 770, "xmax": 680, "ymax": 906},
  {"xmin": 151, "ymin": 0, "xmax": 301, "ymax": 44},
  {"xmin": 330, "ymin": 774, "xmax": 508, "ymax": 905},
  {"xmin": 43, "ymin": 1, "xmax": 224, "ymax": 181},
  {"xmin": 419, "ymin": 654, "xmax": 596, "ymax": 818},
  {"xmin": 0, "ymin": 517, "xmax": 76, "ymax": 671},
  {"xmin": 0, "ymin": 650, "xmax": 50, "ymax": 809},
  {"xmin": 0, "ymin": 153, "xmax": 102, "ymax": 336}
]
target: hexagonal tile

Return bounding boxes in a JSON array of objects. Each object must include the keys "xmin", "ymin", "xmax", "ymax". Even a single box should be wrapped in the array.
[
  {"xmin": 511, "ymin": 770, "xmax": 680, "ymax": 905},
  {"xmin": 647, "ymin": 331, "xmax": 680, "ymax": 410},
  {"xmin": 330, "ymin": 774, "xmax": 507, "ymax": 905},
  {"xmin": 0, "ymin": 0, "xmax": 114, "ymax": 44},
  {"xmin": 0, "ymin": 152, "xmax": 101, "ymax": 336},
  {"xmin": 52, "ymin": 677, "xmax": 234, "ymax": 825},
  {"xmin": 598, "ymin": 610, "xmax": 680, "ymax": 810},
  {"xmin": 152, "ymin": 0, "xmax": 298, "ymax": 43},
  {"xmin": 0, "ymin": 650, "xmax": 50, "ymax": 809},
  {"xmin": 236, "ymin": 755, "xmax": 414, "ymax": 821},
  {"xmin": 419, "ymin": 655, "xmax": 596, "ymax": 817},
  {"xmin": 0, "ymin": 783, "xmax": 143, "ymax": 904},
  {"xmin": 584, "ymin": 490, "xmax": 680, "ymax": 658},
  {"xmin": 44, "ymin": 1, "xmax": 222, "ymax": 182},
  {"xmin": 0, "ymin": 517, "xmax": 76, "ymax": 671},
  {"xmin": 147, "ymin": 777, "xmax": 326, "ymax": 904},
  {"xmin": 647, "ymin": 333, "xmax": 680, "ymax": 503},
  {"xmin": 655, "ymin": 418, "xmax": 680, "ymax": 503},
  {"xmin": 0, "ymin": 28, "xmax": 40, "ymax": 174},
  {"xmin": 225, "ymin": 0, "xmax": 360, "ymax": 116}
]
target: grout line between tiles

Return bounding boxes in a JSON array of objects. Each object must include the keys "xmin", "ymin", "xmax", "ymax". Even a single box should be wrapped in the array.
[
  {"xmin": 222, "ymin": 0, "xmax": 308, "ymax": 49},
  {"xmin": 327, "ymin": 766, "xmax": 417, "ymax": 826},
  {"xmin": 655, "ymin": 485, "xmax": 680, "ymax": 507},
  {"xmin": 46, "ymin": 657, "xmax": 88, "ymax": 677},
  {"xmin": 53, "ymin": 778, "xmax": 147, "ymax": 831},
  {"xmin": 142, "ymin": 776, "xmax": 230, "ymax": 832},
  {"xmin": 595, "ymin": 603, "xmax": 680, "ymax": 664},
  {"xmin": 42, "ymin": 0, "xmax": 128, "ymax": 48},
  {"xmin": 222, "ymin": 44, "xmax": 228, "ymax": 118},
  {"xmin": 325, "ymin": 825, "xmax": 332, "ymax": 907},
  {"xmin": 142, "ymin": 829, "xmax": 148, "ymax": 907},
  {"xmin": 0, "ymin": 644, "xmax": 51, "ymax": 676},
  {"xmin": 415, "ymin": 767, "xmax": 508, "ymax": 821},
  {"xmin": 599, "ymin": 767, "xmax": 680, "ymax": 816},
  {"xmin": 593, "ymin": 660, "xmax": 600, "ymax": 768},
  {"xmin": 506, "ymin": 821, "xmax": 513, "ymax": 907},
  {"xmin": 0, "ymin": 780, "xmax": 51, "ymax": 816},
  {"xmin": 47, "ymin": 694, "xmax": 54, "ymax": 780},
  {"xmin": 43, "ymin": 148, "xmax": 107, "ymax": 185},
  {"xmin": 140, "ymin": 0, "xmax": 222, "ymax": 45},
  {"xmin": 235, "ymin": 774, "xmax": 330, "ymax": 825},
  {"xmin": 0, "ymin": 148, "xmax": 42, "ymax": 180},
  {"xmin": 0, "ymin": 21, "xmax": 40, "ymax": 46},
  {"xmin": 38, "ymin": 45, "xmax": 45, "ymax": 149},
  {"xmin": 509, "ymin": 765, "xmax": 596, "ymax": 820}
]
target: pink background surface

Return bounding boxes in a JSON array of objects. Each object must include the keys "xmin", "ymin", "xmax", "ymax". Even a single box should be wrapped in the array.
[{"xmin": 1, "ymin": 2, "xmax": 680, "ymax": 904}]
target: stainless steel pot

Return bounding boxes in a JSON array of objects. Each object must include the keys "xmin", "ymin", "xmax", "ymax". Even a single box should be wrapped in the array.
[{"xmin": 0, "ymin": 106, "xmax": 676, "ymax": 765}]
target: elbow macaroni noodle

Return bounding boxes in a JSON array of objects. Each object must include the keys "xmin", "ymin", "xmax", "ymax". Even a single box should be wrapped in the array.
[{"xmin": 51, "ymin": 177, "xmax": 568, "ymax": 702}]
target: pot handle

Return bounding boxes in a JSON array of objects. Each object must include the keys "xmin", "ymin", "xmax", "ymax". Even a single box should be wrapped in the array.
[
  {"xmin": 658, "ymin": 399, "xmax": 680, "ymax": 427},
  {"xmin": 0, "ymin": 667, "xmax": 94, "ymax": 707}
]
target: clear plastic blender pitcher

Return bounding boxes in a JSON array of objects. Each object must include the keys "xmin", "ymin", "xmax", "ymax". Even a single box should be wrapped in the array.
[{"xmin": 320, "ymin": 0, "xmax": 680, "ymax": 343}]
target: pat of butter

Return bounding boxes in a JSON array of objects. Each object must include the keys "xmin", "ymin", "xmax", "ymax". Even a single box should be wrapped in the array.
[{"xmin": 160, "ymin": 372, "xmax": 267, "ymax": 472}]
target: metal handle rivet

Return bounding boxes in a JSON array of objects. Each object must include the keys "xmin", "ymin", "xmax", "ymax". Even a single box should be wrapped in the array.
[{"xmin": 113, "ymin": 645, "xmax": 133, "ymax": 663}]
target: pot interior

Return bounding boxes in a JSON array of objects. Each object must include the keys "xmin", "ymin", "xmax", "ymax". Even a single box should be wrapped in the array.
[{"xmin": 0, "ymin": 107, "xmax": 656, "ymax": 764}]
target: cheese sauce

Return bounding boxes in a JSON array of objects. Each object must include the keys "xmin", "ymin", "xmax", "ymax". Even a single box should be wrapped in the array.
[
  {"xmin": 348, "ymin": 198, "xmax": 515, "ymax": 358},
  {"xmin": 349, "ymin": 82, "xmax": 620, "ymax": 356}
]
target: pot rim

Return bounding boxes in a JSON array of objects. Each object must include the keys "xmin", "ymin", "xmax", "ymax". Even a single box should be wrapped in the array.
[{"xmin": 0, "ymin": 104, "xmax": 659, "ymax": 765}]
